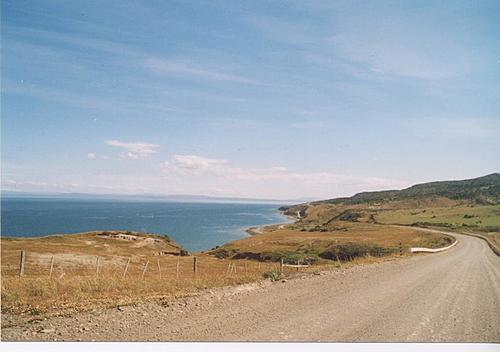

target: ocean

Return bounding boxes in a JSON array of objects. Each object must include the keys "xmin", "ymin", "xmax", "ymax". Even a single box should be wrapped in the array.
[{"xmin": 0, "ymin": 198, "xmax": 290, "ymax": 251}]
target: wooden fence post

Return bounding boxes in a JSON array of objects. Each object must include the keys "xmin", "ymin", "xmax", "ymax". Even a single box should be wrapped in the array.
[
  {"xmin": 176, "ymin": 257, "xmax": 180, "ymax": 280},
  {"xmin": 193, "ymin": 256, "xmax": 197, "ymax": 274},
  {"xmin": 228, "ymin": 263, "xmax": 235, "ymax": 276},
  {"xmin": 157, "ymin": 259, "xmax": 162, "ymax": 279},
  {"xmin": 142, "ymin": 260, "xmax": 149, "ymax": 279},
  {"xmin": 123, "ymin": 258, "xmax": 131, "ymax": 278},
  {"xmin": 96, "ymin": 256, "xmax": 100, "ymax": 275},
  {"xmin": 49, "ymin": 256, "xmax": 55, "ymax": 277},
  {"xmin": 19, "ymin": 250, "xmax": 26, "ymax": 277},
  {"xmin": 279, "ymin": 258, "xmax": 283, "ymax": 274}
]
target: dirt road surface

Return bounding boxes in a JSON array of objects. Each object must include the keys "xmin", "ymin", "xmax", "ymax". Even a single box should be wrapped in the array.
[{"xmin": 2, "ymin": 232, "xmax": 499, "ymax": 342}]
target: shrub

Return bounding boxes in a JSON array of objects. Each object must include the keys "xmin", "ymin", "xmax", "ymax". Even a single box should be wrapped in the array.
[
  {"xmin": 232, "ymin": 251, "xmax": 319, "ymax": 264},
  {"xmin": 211, "ymin": 248, "xmax": 238, "ymax": 259},
  {"xmin": 319, "ymin": 242, "xmax": 395, "ymax": 261},
  {"xmin": 232, "ymin": 252, "xmax": 262, "ymax": 260},
  {"xmin": 262, "ymin": 271, "xmax": 282, "ymax": 281},
  {"xmin": 337, "ymin": 211, "xmax": 362, "ymax": 222}
]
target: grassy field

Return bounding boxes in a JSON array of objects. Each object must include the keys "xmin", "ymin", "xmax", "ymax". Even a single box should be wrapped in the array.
[
  {"xmin": 212, "ymin": 221, "xmax": 452, "ymax": 264},
  {"xmin": 373, "ymin": 204, "xmax": 500, "ymax": 229},
  {"xmin": 372, "ymin": 204, "xmax": 500, "ymax": 248},
  {"xmin": 1, "ymin": 230, "xmax": 181, "ymax": 271}
]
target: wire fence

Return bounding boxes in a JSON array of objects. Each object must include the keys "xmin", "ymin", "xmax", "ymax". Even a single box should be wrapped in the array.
[{"xmin": 1, "ymin": 250, "xmax": 311, "ymax": 284}]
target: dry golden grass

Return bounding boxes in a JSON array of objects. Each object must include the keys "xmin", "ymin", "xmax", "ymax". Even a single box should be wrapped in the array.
[
  {"xmin": 1, "ymin": 250, "xmax": 344, "ymax": 315},
  {"xmin": 1, "ymin": 230, "xmax": 180, "ymax": 259},
  {"xmin": 1, "ymin": 255, "xmax": 248, "ymax": 313},
  {"xmin": 223, "ymin": 221, "xmax": 449, "ymax": 254}
]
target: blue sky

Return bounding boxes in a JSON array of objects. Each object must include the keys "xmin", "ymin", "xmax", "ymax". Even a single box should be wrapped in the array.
[{"xmin": 2, "ymin": 0, "xmax": 499, "ymax": 200}]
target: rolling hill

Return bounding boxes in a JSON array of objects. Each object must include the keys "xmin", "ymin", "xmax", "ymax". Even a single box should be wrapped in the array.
[{"xmin": 310, "ymin": 173, "xmax": 500, "ymax": 206}]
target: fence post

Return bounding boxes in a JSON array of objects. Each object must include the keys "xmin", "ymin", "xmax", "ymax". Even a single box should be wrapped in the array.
[
  {"xmin": 49, "ymin": 256, "xmax": 54, "ymax": 277},
  {"xmin": 123, "ymin": 258, "xmax": 131, "ymax": 278},
  {"xmin": 142, "ymin": 260, "xmax": 149, "ymax": 279},
  {"xmin": 96, "ymin": 256, "xmax": 100, "ymax": 275},
  {"xmin": 193, "ymin": 256, "xmax": 197, "ymax": 274},
  {"xmin": 157, "ymin": 259, "xmax": 162, "ymax": 279},
  {"xmin": 399, "ymin": 242, "xmax": 403, "ymax": 256},
  {"xmin": 279, "ymin": 258, "xmax": 283, "ymax": 274},
  {"xmin": 176, "ymin": 257, "xmax": 180, "ymax": 280},
  {"xmin": 19, "ymin": 250, "xmax": 26, "ymax": 277}
]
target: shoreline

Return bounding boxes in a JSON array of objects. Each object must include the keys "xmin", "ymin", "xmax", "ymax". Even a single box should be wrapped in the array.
[{"xmin": 244, "ymin": 210, "xmax": 298, "ymax": 236}]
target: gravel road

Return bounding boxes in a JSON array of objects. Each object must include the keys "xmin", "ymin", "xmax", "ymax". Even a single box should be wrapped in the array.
[{"xmin": 2, "ymin": 231, "xmax": 499, "ymax": 342}]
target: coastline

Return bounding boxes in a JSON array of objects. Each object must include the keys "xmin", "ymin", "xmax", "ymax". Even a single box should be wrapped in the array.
[{"xmin": 244, "ymin": 209, "xmax": 298, "ymax": 236}]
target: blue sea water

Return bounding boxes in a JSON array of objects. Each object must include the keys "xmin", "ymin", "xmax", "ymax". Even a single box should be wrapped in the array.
[{"xmin": 0, "ymin": 198, "xmax": 290, "ymax": 251}]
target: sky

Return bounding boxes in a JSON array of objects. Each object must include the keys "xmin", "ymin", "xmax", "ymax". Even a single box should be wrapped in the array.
[{"xmin": 1, "ymin": 0, "xmax": 499, "ymax": 200}]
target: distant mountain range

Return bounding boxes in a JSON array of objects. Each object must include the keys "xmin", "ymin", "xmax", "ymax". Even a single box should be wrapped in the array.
[
  {"xmin": 313, "ymin": 173, "xmax": 500, "ymax": 206},
  {"xmin": 0, "ymin": 190, "xmax": 306, "ymax": 204}
]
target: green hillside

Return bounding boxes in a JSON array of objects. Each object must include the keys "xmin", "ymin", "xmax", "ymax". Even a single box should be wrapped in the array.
[{"xmin": 314, "ymin": 173, "xmax": 500, "ymax": 206}]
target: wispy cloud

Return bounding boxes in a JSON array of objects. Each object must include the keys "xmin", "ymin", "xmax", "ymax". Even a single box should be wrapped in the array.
[
  {"xmin": 161, "ymin": 154, "xmax": 408, "ymax": 196},
  {"xmin": 142, "ymin": 58, "xmax": 261, "ymax": 84},
  {"xmin": 8, "ymin": 25, "xmax": 141, "ymax": 57},
  {"xmin": 87, "ymin": 153, "xmax": 96, "ymax": 160},
  {"xmin": 2, "ymin": 81, "xmax": 193, "ymax": 115},
  {"xmin": 330, "ymin": 2, "xmax": 485, "ymax": 81},
  {"xmin": 106, "ymin": 140, "xmax": 159, "ymax": 159},
  {"xmin": 246, "ymin": 5, "xmax": 480, "ymax": 81},
  {"xmin": 166, "ymin": 155, "xmax": 228, "ymax": 172}
]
